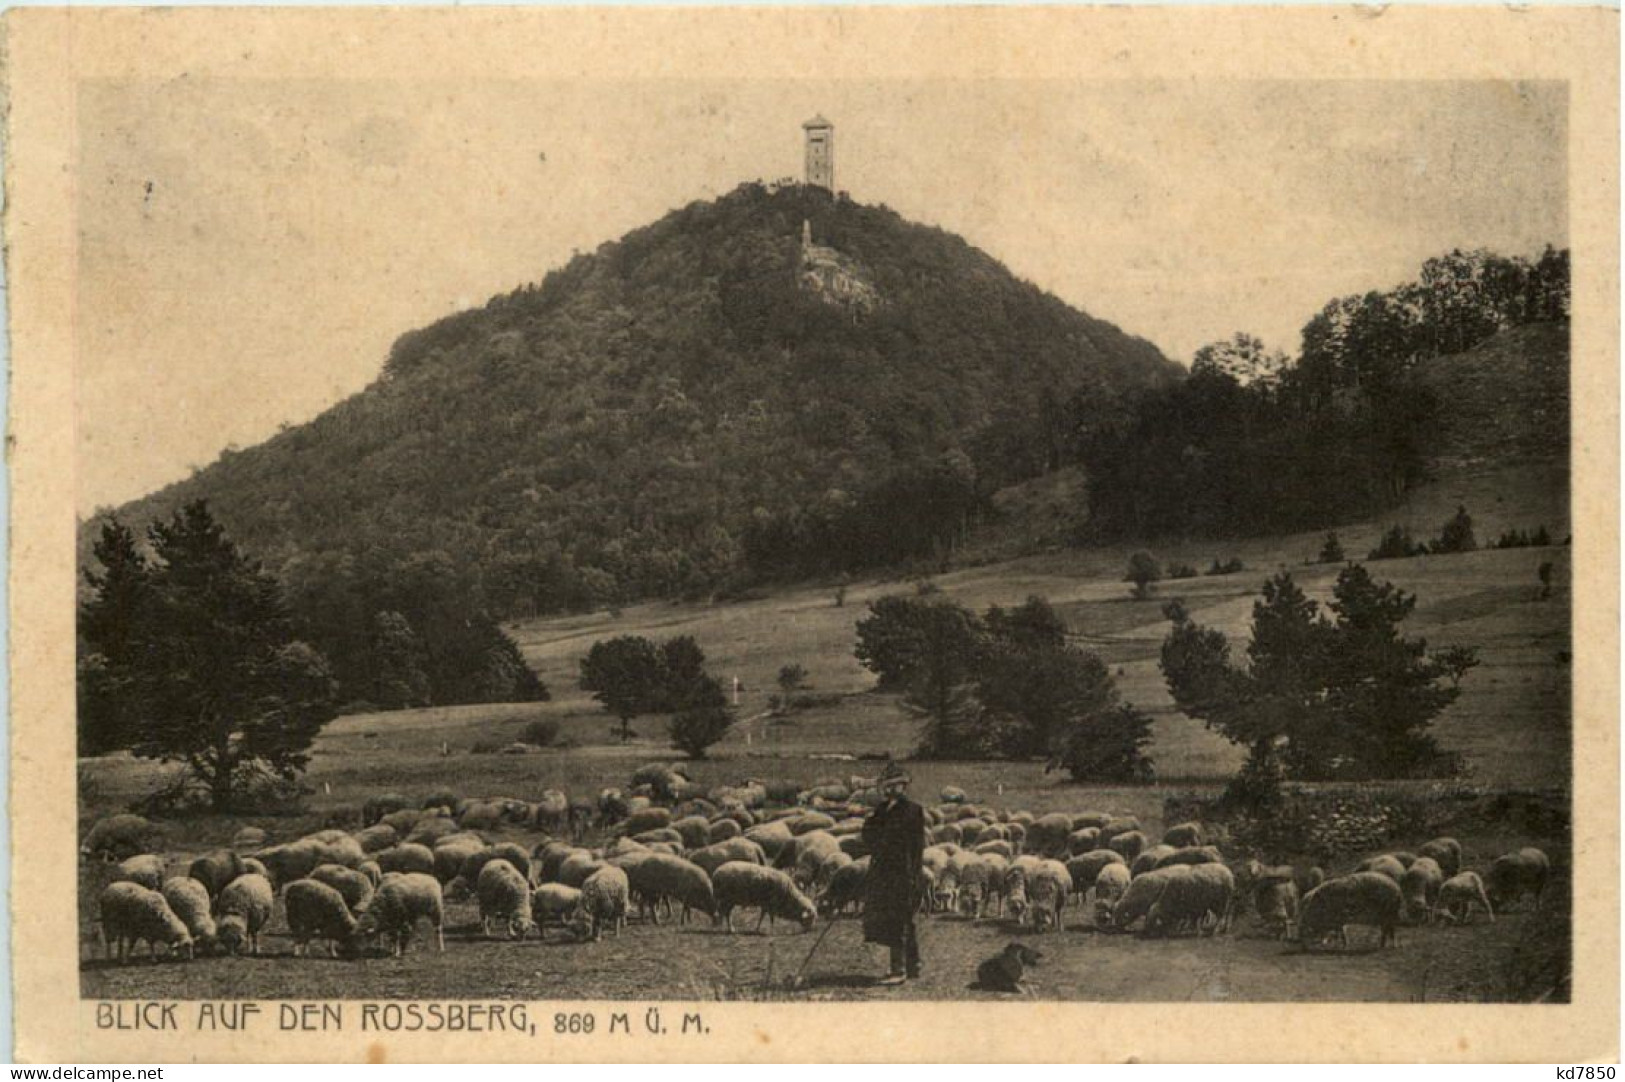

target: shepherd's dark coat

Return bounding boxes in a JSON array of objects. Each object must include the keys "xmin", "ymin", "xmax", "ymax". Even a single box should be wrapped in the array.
[{"xmin": 861, "ymin": 795, "xmax": 926, "ymax": 948}]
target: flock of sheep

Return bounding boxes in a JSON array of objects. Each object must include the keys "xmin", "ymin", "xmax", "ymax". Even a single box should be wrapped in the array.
[{"xmin": 80, "ymin": 765, "xmax": 1555, "ymax": 975}]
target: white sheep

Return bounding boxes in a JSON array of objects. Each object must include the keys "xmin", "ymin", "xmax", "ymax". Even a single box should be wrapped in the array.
[
  {"xmin": 1111, "ymin": 864, "xmax": 1192, "ymax": 931},
  {"xmin": 818, "ymin": 856, "xmax": 870, "ymax": 917},
  {"xmin": 160, "ymin": 877, "xmax": 217, "ymax": 954},
  {"xmin": 376, "ymin": 843, "xmax": 436, "ymax": 878},
  {"xmin": 98, "ymin": 882, "xmax": 193, "ymax": 963},
  {"xmin": 1130, "ymin": 845, "xmax": 1177, "ymax": 877},
  {"xmin": 712, "ymin": 862, "xmax": 816, "ymax": 933},
  {"xmin": 574, "ymin": 866, "xmax": 630, "ymax": 941},
  {"xmin": 476, "ymin": 859, "xmax": 534, "ymax": 939},
  {"xmin": 1297, "ymin": 872, "xmax": 1403, "ymax": 950},
  {"xmin": 558, "ymin": 850, "xmax": 606, "ymax": 888},
  {"xmin": 1399, "ymin": 857, "xmax": 1445, "ymax": 924},
  {"xmin": 186, "ymin": 849, "xmax": 246, "ymax": 900},
  {"xmin": 358, "ymin": 872, "xmax": 445, "ymax": 955},
  {"xmin": 1162, "ymin": 821, "xmax": 1205, "ymax": 848},
  {"xmin": 1354, "ymin": 854, "xmax": 1407, "ymax": 882},
  {"xmin": 1145, "ymin": 863, "xmax": 1234, "ymax": 937},
  {"xmin": 622, "ymin": 853, "xmax": 716, "ymax": 925},
  {"xmin": 215, "ymin": 873, "xmax": 274, "ymax": 956},
  {"xmin": 81, "ymin": 814, "xmax": 163, "ymax": 862},
  {"xmin": 1435, "ymin": 871, "xmax": 1495, "ymax": 925},
  {"xmin": 1066, "ymin": 850, "xmax": 1127, "ymax": 902},
  {"xmin": 113, "ymin": 854, "xmax": 165, "ymax": 891},
  {"xmin": 1417, "ymin": 836, "xmax": 1464, "ymax": 879},
  {"xmin": 532, "ymin": 883, "xmax": 583, "ymax": 938},
  {"xmin": 1091, "ymin": 862, "xmax": 1132, "ymax": 925},
  {"xmin": 284, "ymin": 879, "xmax": 361, "ymax": 958},
  {"xmin": 311, "ymin": 863, "xmax": 376, "ymax": 915},
  {"xmin": 1028, "ymin": 859, "xmax": 1073, "ymax": 932}
]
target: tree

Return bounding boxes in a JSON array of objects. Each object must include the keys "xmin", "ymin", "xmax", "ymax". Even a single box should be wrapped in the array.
[
  {"xmin": 983, "ymin": 596, "xmax": 1068, "ymax": 651},
  {"xmin": 1051, "ymin": 703, "xmax": 1155, "ymax": 784},
  {"xmin": 979, "ymin": 639, "xmax": 1148, "ymax": 779},
  {"xmin": 1191, "ymin": 332, "xmax": 1289, "ymax": 388},
  {"xmin": 1160, "ymin": 569, "xmax": 1477, "ymax": 781},
  {"xmin": 667, "ymin": 674, "xmax": 734, "ymax": 758},
  {"xmin": 1318, "ymin": 532, "xmax": 1345, "ymax": 564},
  {"xmin": 855, "ymin": 594, "xmax": 983, "ymax": 689},
  {"xmin": 1432, "ymin": 505, "xmax": 1478, "ymax": 554},
  {"xmin": 369, "ymin": 610, "xmax": 430, "ymax": 709},
  {"xmin": 579, "ymin": 636, "xmax": 663, "ymax": 742},
  {"xmin": 777, "ymin": 664, "xmax": 808, "ymax": 693},
  {"xmin": 78, "ymin": 519, "xmax": 153, "ymax": 755},
  {"xmin": 1125, "ymin": 551, "xmax": 1161, "ymax": 599},
  {"xmin": 89, "ymin": 502, "xmax": 338, "ymax": 809},
  {"xmin": 902, "ymin": 602, "xmax": 988, "ymax": 758}
]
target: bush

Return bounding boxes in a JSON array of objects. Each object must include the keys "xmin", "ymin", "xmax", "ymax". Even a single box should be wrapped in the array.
[
  {"xmin": 668, "ymin": 703, "xmax": 733, "ymax": 759},
  {"xmin": 1125, "ymin": 551, "xmax": 1161, "ymax": 598},
  {"xmin": 1496, "ymin": 525, "xmax": 1553, "ymax": 549},
  {"xmin": 520, "ymin": 718, "xmax": 560, "ymax": 747},
  {"xmin": 1167, "ymin": 563, "xmax": 1199, "ymax": 580},
  {"xmin": 1368, "ymin": 525, "xmax": 1426, "ymax": 560},
  {"xmin": 777, "ymin": 664, "xmax": 809, "ymax": 693},
  {"xmin": 1205, "ymin": 557, "xmax": 1245, "ymax": 576},
  {"xmin": 1431, "ymin": 505, "xmax": 1478, "ymax": 555}
]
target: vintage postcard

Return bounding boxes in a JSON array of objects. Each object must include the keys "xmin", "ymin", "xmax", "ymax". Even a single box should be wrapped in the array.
[{"xmin": 5, "ymin": 4, "xmax": 1618, "ymax": 1063}]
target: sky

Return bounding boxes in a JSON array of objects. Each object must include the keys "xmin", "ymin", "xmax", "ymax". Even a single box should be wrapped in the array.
[{"xmin": 74, "ymin": 78, "xmax": 1567, "ymax": 515}]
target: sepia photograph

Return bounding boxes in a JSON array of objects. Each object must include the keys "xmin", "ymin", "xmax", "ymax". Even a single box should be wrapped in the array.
[{"xmin": 6, "ymin": 4, "xmax": 1617, "ymax": 1063}]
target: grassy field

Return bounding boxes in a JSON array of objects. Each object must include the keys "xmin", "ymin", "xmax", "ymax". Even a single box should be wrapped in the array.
[{"xmin": 77, "ymin": 467, "xmax": 1572, "ymax": 1002}]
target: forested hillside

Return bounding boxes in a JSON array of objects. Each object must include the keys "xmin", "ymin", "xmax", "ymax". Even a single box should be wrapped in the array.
[{"xmin": 91, "ymin": 182, "xmax": 1177, "ymax": 619}]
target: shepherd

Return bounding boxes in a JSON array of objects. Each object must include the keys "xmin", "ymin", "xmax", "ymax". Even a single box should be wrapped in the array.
[{"xmin": 861, "ymin": 759, "xmax": 927, "ymax": 985}]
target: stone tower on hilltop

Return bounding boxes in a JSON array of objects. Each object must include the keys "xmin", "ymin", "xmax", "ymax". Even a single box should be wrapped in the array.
[{"xmin": 803, "ymin": 115, "xmax": 834, "ymax": 191}]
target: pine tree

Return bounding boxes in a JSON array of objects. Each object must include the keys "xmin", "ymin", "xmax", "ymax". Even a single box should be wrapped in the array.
[
  {"xmin": 111, "ymin": 501, "xmax": 337, "ymax": 809},
  {"xmin": 78, "ymin": 519, "xmax": 153, "ymax": 755}
]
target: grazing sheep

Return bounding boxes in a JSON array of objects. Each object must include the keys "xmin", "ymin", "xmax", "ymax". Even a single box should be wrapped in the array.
[
  {"xmin": 558, "ymin": 851, "xmax": 606, "ymax": 888},
  {"xmin": 354, "ymin": 823, "xmax": 400, "ymax": 854},
  {"xmin": 634, "ymin": 828, "xmax": 685, "ymax": 847},
  {"xmin": 186, "ymin": 849, "xmax": 245, "ymax": 900},
  {"xmin": 1357, "ymin": 854, "xmax": 1407, "ymax": 883},
  {"xmin": 669, "ymin": 815, "xmax": 711, "ymax": 850},
  {"xmin": 1028, "ymin": 860, "xmax": 1073, "ymax": 932},
  {"xmin": 1067, "ymin": 828, "xmax": 1100, "ymax": 855},
  {"xmin": 358, "ymin": 873, "xmax": 445, "ymax": 955},
  {"xmin": 1253, "ymin": 878, "xmax": 1300, "ymax": 939},
  {"xmin": 253, "ymin": 841, "xmax": 325, "ymax": 887},
  {"xmin": 1486, "ymin": 848, "xmax": 1551, "ymax": 911},
  {"xmin": 214, "ymin": 873, "xmax": 274, "ymax": 956},
  {"xmin": 706, "ymin": 818, "xmax": 743, "ymax": 844},
  {"xmin": 786, "ymin": 831, "xmax": 844, "ymax": 889},
  {"xmin": 534, "ymin": 790, "xmax": 571, "ymax": 835},
  {"xmin": 114, "ymin": 854, "xmax": 165, "ymax": 891},
  {"xmin": 81, "ymin": 814, "xmax": 163, "ymax": 862},
  {"xmin": 362, "ymin": 793, "xmax": 411, "ymax": 827},
  {"xmin": 1417, "ymin": 837, "xmax": 1463, "ymax": 879},
  {"xmin": 1295, "ymin": 866, "xmax": 1325, "ymax": 897},
  {"xmin": 1107, "ymin": 830, "xmax": 1148, "ymax": 862},
  {"xmin": 688, "ymin": 837, "xmax": 769, "ymax": 877},
  {"xmin": 813, "ymin": 850, "xmax": 854, "ymax": 899},
  {"xmin": 1146, "ymin": 863, "xmax": 1235, "ymax": 937},
  {"xmin": 455, "ymin": 844, "xmax": 532, "ymax": 892},
  {"xmin": 159, "ymin": 877, "xmax": 216, "ymax": 954},
  {"xmin": 378, "ymin": 808, "xmax": 425, "ymax": 835},
  {"xmin": 232, "ymin": 826, "xmax": 268, "ymax": 851},
  {"xmin": 284, "ymin": 879, "xmax": 360, "ymax": 958},
  {"xmin": 713, "ymin": 862, "xmax": 816, "ymax": 933},
  {"xmin": 376, "ymin": 843, "xmax": 437, "ymax": 878},
  {"xmin": 1111, "ymin": 865, "xmax": 1193, "ymax": 931},
  {"xmin": 533, "ymin": 841, "xmax": 577, "ymax": 883},
  {"xmin": 1399, "ymin": 857, "xmax": 1445, "ymax": 924},
  {"xmin": 790, "ymin": 812, "xmax": 837, "ymax": 836},
  {"xmin": 1130, "ymin": 845, "xmax": 1178, "ymax": 878},
  {"xmin": 820, "ymin": 856, "xmax": 870, "ymax": 917},
  {"xmin": 404, "ymin": 815, "xmax": 461, "ymax": 849},
  {"xmin": 940, "ymin": 785, "xmax": 968, "ymax": 804},
  {"xmin": 532, "ymin": 883, "xmax": 583, "ymax": 937},
  {"xmin": 1026, "ymin": 813, "xmax": 1075, "ymax": 858},
  {"xmin": 357, "ymin": 860, "xmax": 382, "ymax": 887},
  {"xmin": 623, "ymin": 853, "xmax": 716, "ymax": 925},
  {"xmin": 1162, "ymin": 822, "xmax": 1205, "ymax": 848},
  {"xmin": 432, "ymin": 836, "xmax": 486, "ymax": 882},
  {"xmin": 743, "ymin": 820, "xmax": 796, "ymax": 862},
  {"xmin": 98, "ymin": 882, "xmax": 193, "ymax": 963},
  {"xmin": 1067, "ymin": 850, "xmax": 1127, "ymax": 900},
  {"xmin": 1097, "ymin": 816, "xmax": 1142, "ymax": 849},
  {"xmin": 1297, "ymin": 873, "xmax": 1403, "ymax": 950},
  {"xmin": 620, "ymin": 807, "xmax": 674, "ymax": 837},
  {"xmin": 1092, "ymin": 862, "xmax": 1132, "ymax": 924},
  {"xmin": 422, "ymin": 789, "xmax": 457, "ymax": 814},
  {"xmin": 957, "ymin": 819, "xmax": 988, "ymax": 847},
  {"xmin": 575, "ymin": 866, "xmax": 631, "ymax": 941},
  {"xmin": 1071, "ymin": 811, "xmax": 1112, "ymax": 832},
  {"xmin": 1154, "ymin": 846, "xmax": 1224, "ymax": 871},
  {"xmin": 1436, "ymin": 871, "xmax": 1496, "ymax": 925},
  {"xmin": 974, "ymin": 839, "xmax": 1014, "ymax": 860},
  {"xmin": 476, "ymin": 860, "xmax": 534, "ymax": 939},
  {"xmin": 311, "ymin": 864, "xmax": 376, "ymax": 915}
]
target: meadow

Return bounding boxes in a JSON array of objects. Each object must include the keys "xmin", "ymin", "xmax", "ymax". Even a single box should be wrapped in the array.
[{"xmin": 77, "ymin": 466, "xmax": 1572, "ymax": 1002}]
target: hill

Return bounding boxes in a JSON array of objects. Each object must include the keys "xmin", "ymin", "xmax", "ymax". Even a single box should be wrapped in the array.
[{"xmin": 88, "ymin": 182, "xmax": 1179, "ymax": 617}]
